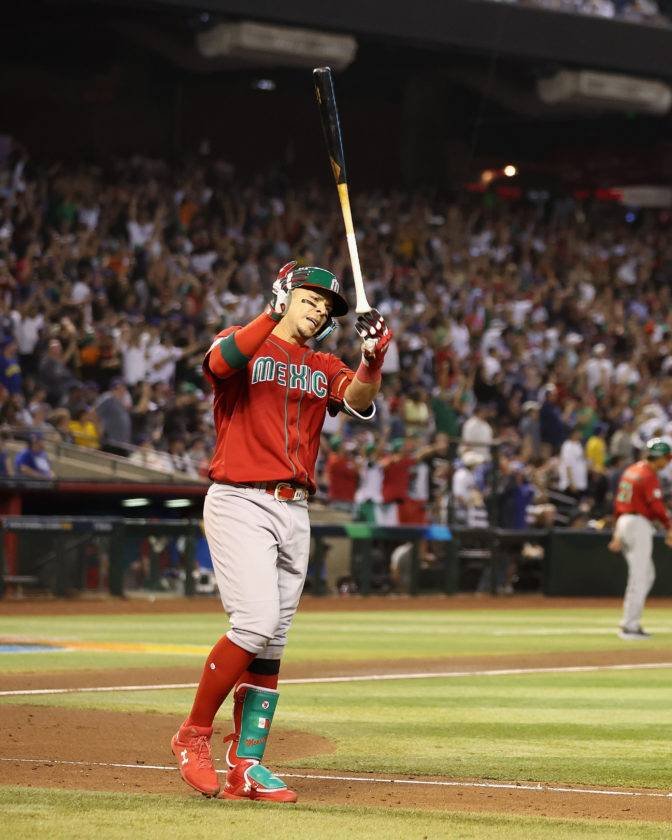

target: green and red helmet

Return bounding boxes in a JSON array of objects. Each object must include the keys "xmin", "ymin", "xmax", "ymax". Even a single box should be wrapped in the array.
[
  {"xmin": 645, "ymin": 437, "xmax": 672, "ymax": 459},
  {"xmin": 288, "ymin": 266, "xmax": 349, "ymax": 317}
]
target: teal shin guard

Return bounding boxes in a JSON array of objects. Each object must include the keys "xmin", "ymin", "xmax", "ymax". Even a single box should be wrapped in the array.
[{"xmin": 232, "ymin": 683, "xmax": 279, "ymax": 762}]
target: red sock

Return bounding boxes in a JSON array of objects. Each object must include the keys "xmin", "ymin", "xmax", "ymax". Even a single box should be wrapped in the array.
[{"xmin": 186, "ymin": 635, "xmax": 255, "ymax": 728}]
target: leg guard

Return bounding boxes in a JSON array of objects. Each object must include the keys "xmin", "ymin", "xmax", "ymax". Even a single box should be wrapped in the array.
[{"xmin": 219, "ymin": 683, "xmax": 297, "ymax": 803}]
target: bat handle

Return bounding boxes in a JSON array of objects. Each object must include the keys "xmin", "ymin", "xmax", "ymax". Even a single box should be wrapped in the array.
[{"xmin": 337, "ymin": 184, "xmax": 371, "ymax": 314}]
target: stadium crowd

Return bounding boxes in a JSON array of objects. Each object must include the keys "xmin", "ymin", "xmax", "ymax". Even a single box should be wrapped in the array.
[
  {"xmin": 495, "ymin": 0, "xmax": 670, "ymax": 27},
  {"xmin": 1, "ymin": 140, "xmax": 672, "ymax": 531}
]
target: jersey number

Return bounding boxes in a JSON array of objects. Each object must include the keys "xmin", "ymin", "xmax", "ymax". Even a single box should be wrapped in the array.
[{"xmin": 616, "ymin": 480, "xmax": 633, "ymax": 503}]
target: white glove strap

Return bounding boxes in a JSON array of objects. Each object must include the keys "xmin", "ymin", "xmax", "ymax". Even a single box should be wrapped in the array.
[{"xmin": 342, "ymin": 397, "xmax": 376, "ymax": 421}]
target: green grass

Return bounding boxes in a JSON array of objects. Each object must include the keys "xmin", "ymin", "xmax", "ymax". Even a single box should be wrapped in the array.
[
  {"xmin": 1, "ymin": 607, "xmax": 672, "ymax": 669},
  {"xmin": 1, "ymin": 788, "xmax": 667, "ymax": 840}
]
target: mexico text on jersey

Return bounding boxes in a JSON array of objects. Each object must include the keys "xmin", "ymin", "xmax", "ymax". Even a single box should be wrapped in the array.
[{"xmin": 203, "ymin": 329, "xmax": 374, "ymax": 493}]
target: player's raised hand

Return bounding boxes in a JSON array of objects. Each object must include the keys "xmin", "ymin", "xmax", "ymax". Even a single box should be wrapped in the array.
[
  {"xmin": 355, "ymin": 308, "xmax": 392, "ymax": 370},
  {"xmin": 266, "ymin": 261, "xmax": 297, "ymax": 322}
]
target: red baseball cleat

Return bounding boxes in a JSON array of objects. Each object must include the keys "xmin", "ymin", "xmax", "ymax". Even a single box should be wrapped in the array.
[{"xmin": 171, "ymin": 722, "xmax": 220, "ymax": 797}]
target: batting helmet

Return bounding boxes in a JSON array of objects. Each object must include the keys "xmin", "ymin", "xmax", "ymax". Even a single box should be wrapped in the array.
[
  {"xmin": 645, "ymin": 437, "xmax": 672, "ymax": 459},
  {"xmin": 289, "ymin": 266, "xmax": 349, "ymax": 316}
]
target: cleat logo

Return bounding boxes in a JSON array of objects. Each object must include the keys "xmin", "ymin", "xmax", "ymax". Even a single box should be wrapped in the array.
[{"xmin": 180, "ymin": 749, "xmax": 189, "ymax": 766}]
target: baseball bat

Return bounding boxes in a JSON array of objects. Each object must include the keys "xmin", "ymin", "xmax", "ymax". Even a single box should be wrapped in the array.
[{"xmin": 313, "ymin": 66, "xmax": 371, "ymax": 314}]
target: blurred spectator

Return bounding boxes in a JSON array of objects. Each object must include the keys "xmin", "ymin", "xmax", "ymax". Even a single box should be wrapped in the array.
[
  {"xmin": 452, "ymin": 451, "xmax": 489, "ymax": 527},
  {"xmin": 584, "ymin": 343, "xmax": 613, "ymax": 392},
  {"xmin": 354, "ymin": 442, "xmax": 384, "ymax": 523},
  {"xmin": 585, "ymin": 423, "xmax": 608, "ymax": 473},
  {"xmin": 558, "ymin": 426, "xmax": 589, "ymax": 496},
  {"xmin": 610, "ymin": 419, "xmax": 635, "ymax": 463},
  {"xmin": 460, "ymin": 403, "xmax": 494, "ymax": 462},
  {"xmin": 68, "ymin": 407, "xmax": 100, "ymax": 449},
  {"xmin": 95, "ymin": 378, "xmax": 132, "ymax": 455},
  {"xmin": 325, "ymin": 435, "xmax": 360, "ymax": 513},
  {"xmin": 129, "ymin": 437, "xmax": 170, "ymax": 472},
  {"xmin": 402, "ymin": 389, "xmax": 433, "ymax": 437},
  {"xmin": 38, "ymin": 336, "xmax": 79, "ymax": 406},
  {"xmin": 0, "ymin": 429, "xmax": 14, "ymax": 476},
  {"xmin": 165, "ymin": 436, "xmax": 198, "ymax": 477},
  {"xmin": 11, "ymin": 297, "xmax": 44, "ymax": 377},
  {"xmin": 119, "ymin": 324, "xmax": 149, "ymax": 387},
  {"xmin": 49, "ymin": 408, "xmax": 74, "ymax": 444},
  {"xmin": 0, "ymin": 336, "xmax": 22, "ymax": 394},
  {"xmin": 519, "ymin": 401, "xmax": 542, "ymax": 460},
  {"xmin": 539, "ymin": 386, "xmax": 568, "ymax": 452},
  {"xmin": 14, "ymin": 433, "xmax": 54, "ymax": 478}
]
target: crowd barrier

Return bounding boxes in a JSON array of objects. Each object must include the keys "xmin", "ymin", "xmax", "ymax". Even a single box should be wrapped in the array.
[{"xmin": 2, "ymin": 517, "xmax": 671, "ymax": 599}]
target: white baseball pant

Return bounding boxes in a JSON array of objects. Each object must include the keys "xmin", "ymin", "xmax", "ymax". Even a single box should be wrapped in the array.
[
  {"xmin": 614, "ymin": 513, "xmax": 656, "ymax": 632},
  {"xmin": 203, "ymin": 483, "xmax": 310, "ymax": 659}
]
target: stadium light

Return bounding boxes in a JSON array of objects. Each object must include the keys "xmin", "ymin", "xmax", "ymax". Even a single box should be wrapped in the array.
[
  {"xmin": 252, "ymin": 79, "xmax": 276, "ymax": 91},
  {"xmin": 121, "ymin": 498, "xmax": 151, "ymax": 508},
  {"xmin": 165, "ymin": 499, "xmax": 192, "ymax": 509},
  {"xmin": 504, "ymin": 165, "xmax": 517, "ymax": 178},
  {"xmin": 196, "ymin": 21, "xmax": 357, "ymax": 71},
  {"xmin": 537, "ymin": 69, "xmax": 672, "ymax": 115}
]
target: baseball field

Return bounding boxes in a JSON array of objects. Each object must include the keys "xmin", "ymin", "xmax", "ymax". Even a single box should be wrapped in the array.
[{"xmin": 1, "ymin": 594, "xmax": 671, "ymax": 839}]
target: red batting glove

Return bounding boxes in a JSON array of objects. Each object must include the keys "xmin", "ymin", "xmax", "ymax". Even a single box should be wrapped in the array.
[
  {"xmin": 277, "ymin": 261, "xmax": 297, "ymax": 283},
  {"xmin": 355, "ymin": 308, "xmax": 392, "ymax": 383},
  {"xmin": 265, "ymin": 260, "xmax": 297, "ymax": 322}
]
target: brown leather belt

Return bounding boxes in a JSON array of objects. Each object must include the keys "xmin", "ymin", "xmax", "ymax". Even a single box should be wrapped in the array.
[{"xmin": 215, "ymin": 480, "xmax": 309, "ymax": 502}]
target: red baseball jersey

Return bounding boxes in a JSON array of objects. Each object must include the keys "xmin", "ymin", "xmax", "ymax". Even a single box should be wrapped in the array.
[
  {"xmin": 326, "ymin": 453, "xmax": 359, "ymax": 502},
  {"xmin": 614, "ymin": 460, "xmax": 670, "ymax": 528},
  {"xmin": 203, "ymin": 329, "xmax": 357, "ymax": 494},
  {"xmin": 382, "ymin": 456, "xmax": 414, "ymax": 504}
]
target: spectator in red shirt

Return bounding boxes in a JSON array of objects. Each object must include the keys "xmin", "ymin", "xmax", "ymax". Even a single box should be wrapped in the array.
[
  {"xmin": 382, "ymin": 435, "xmax": 447, "ymax": 525},
  {"xmin": 326, "ymin": 435, "xmax": 360, "ymax": 513},
  {"xmin": 380, "ymin": 438, "xmax": 413, "ymax": 525}
]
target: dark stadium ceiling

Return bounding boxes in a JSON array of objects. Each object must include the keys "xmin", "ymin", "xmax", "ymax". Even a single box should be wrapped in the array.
[
  {"xmin": 1, "ymin": 1, "xmax": 670, "ymax": 185},
  {"xmin": 44, "ymin": 0, "xmax": 672, "ymax": 78},
  {"xmin": 6, "ymin": 0, "xmax": 672, "ymax": 119}
]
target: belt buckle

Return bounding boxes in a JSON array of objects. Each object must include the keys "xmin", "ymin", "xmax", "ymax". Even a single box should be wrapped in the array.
[
  {"xmin": 273, "ymin": 482, "xmax": 306, "ymax": 502},
  {"xmin": 274, "ymin": 482, "xmax": 294, "ymax": 501}
]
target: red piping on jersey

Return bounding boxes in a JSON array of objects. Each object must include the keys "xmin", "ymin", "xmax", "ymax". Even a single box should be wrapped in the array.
[
  {"xmin": 267, "ymin": 338, "xmax": 299, "ymax": 482},
  {"xmin": 292, "ymin": 348, "xmax": 310, "ymax": 486}
]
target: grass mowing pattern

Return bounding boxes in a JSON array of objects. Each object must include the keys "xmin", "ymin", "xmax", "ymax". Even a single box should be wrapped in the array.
[
  {"xmin": 1, "ymin": 609, "xmax": 672, "ymax": 666},
  {"xmin": 1, "ymin": 787, "xmax": 668, "ymax": 840},
  {"xmin": 7, "ymin": 669, "xmax": 668, "ymax": 788},
  {"xmin": 1, "ymin": 608, "xmax": 671, "ymax": 791}
]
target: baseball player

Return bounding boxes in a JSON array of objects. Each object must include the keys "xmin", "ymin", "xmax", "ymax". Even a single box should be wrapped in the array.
[
  {"xmin": 171, "ymin": 261, "xmax": 390, "ymax": 802},
  {"xmin": 608, "ymin": 437, "xmax": 672, "ymax": 639}
]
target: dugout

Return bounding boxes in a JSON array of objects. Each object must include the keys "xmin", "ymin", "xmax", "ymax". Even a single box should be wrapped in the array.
[{"xmin": 0, "ymin": 516, "xmax": 202, "ymax": 599}]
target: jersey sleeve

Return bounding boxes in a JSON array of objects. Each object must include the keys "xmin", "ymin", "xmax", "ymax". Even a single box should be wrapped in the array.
[
  {"xmin": 326, "ymin": 360, "xmax": 376, "ymax": 421},
  {"xmin": 202, "ymin": 327, "xmax": 239, "ymax": 385}
]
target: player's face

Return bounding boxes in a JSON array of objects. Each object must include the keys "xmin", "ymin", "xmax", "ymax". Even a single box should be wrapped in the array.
[{"xmin": 288, "ymin": 289, "xmax": 333, "ymax": 340}]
